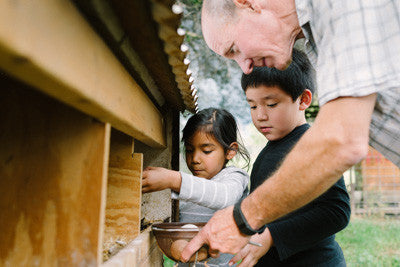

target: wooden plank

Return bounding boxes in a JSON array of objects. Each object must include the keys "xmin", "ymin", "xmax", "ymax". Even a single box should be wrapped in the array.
[
  {"xmin": 72, "ymin": 0, "xmax": 166, "ymax": 109},
  {"xmin": 103, "ymin": 129, "xmax": 143, "ymax": 261},
  {"xmin": 102, "ymin": 228, "xmax": 163, "ymax": 267},
  {"xmin": 109, "ymin": 0, "xmax": 186, "ymax": 111},
  {"xmin": 0, "ymin": 75, "xmax": 110, "ymax": 266},
  {"xmin": 0, "ymin": 0, "xmax": 165, "ymax": 148}
]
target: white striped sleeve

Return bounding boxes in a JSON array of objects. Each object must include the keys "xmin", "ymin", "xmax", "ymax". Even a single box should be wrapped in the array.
[{"xmin": 177, "ymin": 167, "xmax": 249, "ymax": 209}]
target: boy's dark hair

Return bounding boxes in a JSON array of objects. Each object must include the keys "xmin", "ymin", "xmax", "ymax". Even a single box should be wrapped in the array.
[
  {"xmin": 241, "ymin": 48, "xmax": 315, "ymax": 101},
  {"xmin": 182, "ymin": 108, "xmax": 250, "ymax": 169}
]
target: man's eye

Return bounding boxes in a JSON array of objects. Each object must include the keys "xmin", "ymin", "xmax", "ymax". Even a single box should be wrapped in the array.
[
  {"xmin": 267, "ymin": 103, "xmax": 278, "ymax": 107},
  {"xmin": 250, "ymin": 106, "xmax": 257, "ymax": 110},
  {"xmin": 227, "ymin": 46, "xmax": 237, "ymax": 57},
  {"xmin": 203, "ymin": 150, "xmax": 212, "ymax": 155}
]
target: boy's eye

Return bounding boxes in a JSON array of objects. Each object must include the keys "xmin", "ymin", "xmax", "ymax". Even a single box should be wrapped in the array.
[
  {"xmin": 250, "ymin": 105, "xmax": 257, "ymax": 110},
  {"xmin": 203, "ymin": 150, "xmax": 212, "ymax": 155},
  {"xmin": 267, "ymin": 103, "xmax": 278, "ymax": 107}
]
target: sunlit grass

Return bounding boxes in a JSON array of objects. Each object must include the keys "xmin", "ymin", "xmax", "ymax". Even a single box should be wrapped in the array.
[{"xmin": 336, "ymin": 216, "xmax": 400, "ymax": 266}]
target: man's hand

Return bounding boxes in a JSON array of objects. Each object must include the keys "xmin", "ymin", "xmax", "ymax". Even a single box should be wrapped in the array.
[
  {"xmin": 181, "ymin": 206, "xmax": 251, "ymax": 262},
  {"xmin": 229, "ymin": 228, "xmax": 273, "ymax": 266}
]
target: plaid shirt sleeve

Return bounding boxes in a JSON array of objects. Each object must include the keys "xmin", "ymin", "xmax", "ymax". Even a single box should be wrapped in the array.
[
  {"xmin": 296, "ymin": 0, "xmax": 400, "ymax": 105},
  {"xmin": 296, "ymin": 0, "xmax": 400, "ymax": 166}
]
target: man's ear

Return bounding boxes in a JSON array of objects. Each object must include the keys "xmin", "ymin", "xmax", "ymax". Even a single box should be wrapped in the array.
[
  {"xmin": 299, "ymin": 89, "xmax": 313, "ymax": 110},
  {"xmin": 233, "ymin": 0, "xmax": 261, "ymax": 13},
  {"xmin": 226, "ymin": 142, "xmax": 239, "ymax": 160}
]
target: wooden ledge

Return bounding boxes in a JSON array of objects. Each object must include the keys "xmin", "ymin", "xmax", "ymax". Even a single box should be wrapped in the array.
[{"xmin": 0, "ymin": 0, "xmax": 165, "ymax": 147}]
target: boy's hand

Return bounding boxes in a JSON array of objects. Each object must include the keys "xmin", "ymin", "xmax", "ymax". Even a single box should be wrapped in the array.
[
  {"xmin": 142, "ymin": 166, "xmax": 181, "ymax": 193},
  {"xmin": 229, "ymin": 229, "xmax": 273, "ymax": 267}
]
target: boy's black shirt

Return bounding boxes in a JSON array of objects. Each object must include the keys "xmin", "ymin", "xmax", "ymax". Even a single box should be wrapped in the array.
[{"xmin": 251, "ymin": 124, "xmax": 350, "ymax": 266}]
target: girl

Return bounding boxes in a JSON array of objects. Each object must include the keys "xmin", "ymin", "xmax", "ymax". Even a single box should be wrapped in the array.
[{"xmin": 142, "ymin": 108, "xmax": 250, "ymax": 266}]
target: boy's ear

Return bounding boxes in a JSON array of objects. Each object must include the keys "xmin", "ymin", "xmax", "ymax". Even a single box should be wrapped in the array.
[
  {"xmin": 226, "ymin": 142, "xmax": 239, "ymax": 160},
  {"xmin": 299, "ymin": 89, "xmax": 312, "ymax": 111},
  {"xmin": 233, "ymin": 0, "xmax": 261, "ymax": 13}
]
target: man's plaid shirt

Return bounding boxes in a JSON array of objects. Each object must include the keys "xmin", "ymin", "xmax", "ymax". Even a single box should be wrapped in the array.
[{"xmin": 296, "ymin": 0, "xmax": 400, "ymax": 166}]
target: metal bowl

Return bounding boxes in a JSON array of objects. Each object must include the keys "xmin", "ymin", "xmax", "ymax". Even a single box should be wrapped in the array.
[{"xmin": 152, "ymin": 222, "xmax": 209, "ymax": 262}]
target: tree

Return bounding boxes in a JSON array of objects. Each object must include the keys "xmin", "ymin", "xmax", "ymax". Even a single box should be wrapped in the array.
[{"xmin": 177, "ymin": 0, "xmax": 251, "ymax": 124}]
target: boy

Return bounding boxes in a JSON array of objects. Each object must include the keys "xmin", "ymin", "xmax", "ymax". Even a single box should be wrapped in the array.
[{"xmin": 230, "ymin": 49, "xmax": 351, "ymax": 266}]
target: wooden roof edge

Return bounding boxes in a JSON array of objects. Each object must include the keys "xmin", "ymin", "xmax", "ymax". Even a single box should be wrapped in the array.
[
  {"xmin": 72, "ymin": 0, "xmax": 166, "ymax": 110},
  {"xmin": 150, "ymin": 0, "xmax": 198, "ymax": 113},
  {"xmin": 73, "ymin": 0, "xmax": 198, "ymax": 113}
]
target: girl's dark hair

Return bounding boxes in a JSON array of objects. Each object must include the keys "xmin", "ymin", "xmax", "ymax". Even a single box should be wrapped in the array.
[
  {"xmin": 182, "ymin": 108, "xmax": 250, "ymax": 169},
  {"xmin": 241, "ymin": 48, "xmax": 315, "ymax": 101}
]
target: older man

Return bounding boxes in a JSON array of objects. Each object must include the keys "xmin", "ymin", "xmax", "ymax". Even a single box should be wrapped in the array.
[{"xmin": 182, "ymin": 0, "xmax": 400, "ymax": 264}]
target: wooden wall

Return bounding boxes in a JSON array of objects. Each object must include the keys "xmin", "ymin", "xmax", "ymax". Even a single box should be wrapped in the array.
[
  {"xmin": 0, "ymin": 75, "xmax": 109, "ymax": 265},
  {"xmin": 0, "ymin": 70, "xmax": 170, "ymax": 267},
  {"xmin": 362, "ymin": 147, "xmax": 400, "ymax": 191},
  {"xmin": 0, "ymin": 1, "xmax": 178, "ymax": 265},
  {"xmin": 361, "ymin": 147, "xmax": 400, "ymax": 213}
]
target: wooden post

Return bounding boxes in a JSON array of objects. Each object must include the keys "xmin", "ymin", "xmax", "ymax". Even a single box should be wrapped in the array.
[{"xmin": 0, "ymin": 75, "xmax": 110, "ymax": 266}]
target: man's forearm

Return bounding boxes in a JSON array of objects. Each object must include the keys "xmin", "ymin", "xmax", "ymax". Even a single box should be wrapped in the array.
[{"xmin": 242, "ymin": 94, "xmax": 376, "ymax": 229}]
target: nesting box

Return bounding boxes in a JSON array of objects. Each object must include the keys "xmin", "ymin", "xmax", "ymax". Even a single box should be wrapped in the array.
[{"xmin": 0, "ymin": 0, "xmax": 197, "ymax": 266}]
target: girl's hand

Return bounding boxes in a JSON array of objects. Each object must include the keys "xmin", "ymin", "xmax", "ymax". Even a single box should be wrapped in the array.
[
  {"xmin": 142, "ymin": 166, "xmax": 181, "ymax": 193},
  {"xmin": 229, "ymin": 228, "xmax": 273, "ymax": 267}
]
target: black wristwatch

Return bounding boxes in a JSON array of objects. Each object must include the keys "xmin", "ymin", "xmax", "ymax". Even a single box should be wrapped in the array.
[{"xmin": 233, "ymin": 198, "xmax": 266, "ymax": 235}]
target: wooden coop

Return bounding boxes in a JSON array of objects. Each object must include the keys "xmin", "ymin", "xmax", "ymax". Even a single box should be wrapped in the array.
[
  {"xmin": 0, "ymin": 0, "xmax": 197, "ymax": 266},
  {"xmin": 347, "ymin": 147, "xmax": 400, "ymax": 216}
]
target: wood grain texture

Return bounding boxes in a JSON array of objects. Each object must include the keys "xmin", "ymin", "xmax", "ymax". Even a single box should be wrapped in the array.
[
  {"xmin": 0, "ymin": 0, "xmax": 165, "ymax": 148},
  {"xmin": 103, "ymin": 130, "xmax": 143, "ymax": 260},
  {"xmin": 109, "ymin": 0, "xmax": 186, "ymax": 111},
  {"xmin": 102, "ymin": 227, "xmax": 162, "ymax": 267},
  {"xmin": 0, "ymin": 75, "xmax": 110, "ymax": 266}
]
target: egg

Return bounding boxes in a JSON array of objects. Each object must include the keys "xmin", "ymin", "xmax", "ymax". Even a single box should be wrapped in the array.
[
  {"xmin": 170, "ymin": 239, "xmax": 208, "ymax": 262},
  {"xmin": 181, "ymin": 224, "xmax": 199, "ymax": 229},
  {"xmin": 170, "ymin": 239, "xmax": 188, "ymax": 261}
]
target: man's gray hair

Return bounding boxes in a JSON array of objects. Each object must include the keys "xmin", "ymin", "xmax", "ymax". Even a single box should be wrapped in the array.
[{"xmin": 202, "ymin": 0, "xmax": 237, "ymax": 21}]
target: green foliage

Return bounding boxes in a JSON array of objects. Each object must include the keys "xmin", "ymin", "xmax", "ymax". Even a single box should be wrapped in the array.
[
  {"xmin": 176, "ymin": 0, "xmax": 251, "ymax": 123},
  {"xmin": 180, "ymin": 0, "xmax": 203, "ymax": 6},
  {"xmin": 305, "ymin": 104, "xmax": 319, "ymax": 121},
  {"xmin": 336, "ymin": 217, "xmax": 400, "ymax": 266}
]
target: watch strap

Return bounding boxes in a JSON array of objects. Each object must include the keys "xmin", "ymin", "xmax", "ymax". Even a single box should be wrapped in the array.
[{"xmin": 233, "ymin": 198, "xmax": 265, "ymax": 236}]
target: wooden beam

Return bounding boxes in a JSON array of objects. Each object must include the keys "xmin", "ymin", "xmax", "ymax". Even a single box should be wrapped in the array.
[
  {"xmin": 109, "ymin": 0, "xmax": 186, "ymax": 111},
  {"xmin": 0, "ymin": 0, "xmax": 165, "ymax": 148},
  {"xmin": 0, "ymin": 76, "xmax": 110, "ymax": 266}
]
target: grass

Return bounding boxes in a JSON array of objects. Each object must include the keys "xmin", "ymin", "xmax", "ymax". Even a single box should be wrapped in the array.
[{"xmin": 336, "ymin": 216, "xmax": 400, "ymax": 267}]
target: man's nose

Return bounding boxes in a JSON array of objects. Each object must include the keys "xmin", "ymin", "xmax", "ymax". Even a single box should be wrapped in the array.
[{"xmin": 236, "ymin": 58, "xmax": 254, "ymax": 74}]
